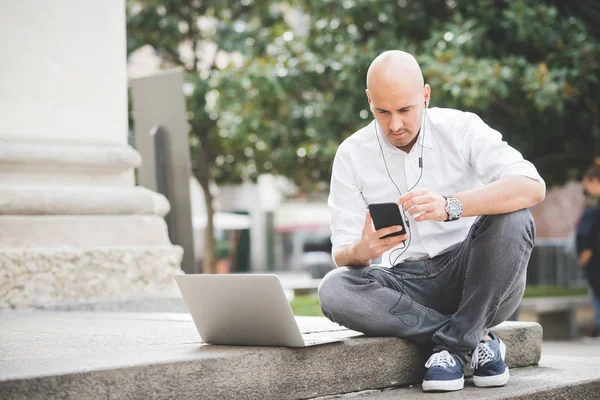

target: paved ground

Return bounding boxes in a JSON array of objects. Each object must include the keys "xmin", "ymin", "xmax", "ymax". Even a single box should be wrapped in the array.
[
  {"xmin": 542, "ymin": 337, "xmax": 600, "ymax": 358},
  {"xmin": 312, "ymin": 338, "xmax": 600, "ymax": 399},
  {"xmin": 0, "ymin": 312, "xmax": 542, "ymax": 400}
]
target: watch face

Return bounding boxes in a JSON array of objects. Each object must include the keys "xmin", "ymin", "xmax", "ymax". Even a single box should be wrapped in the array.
[
  {"xmin": 449, "ymin": 202, "xmax": 461, "ymax": 215},
  {"xmin": 448, "ymin": 200, "xmax": 462, "ymax": 218}
]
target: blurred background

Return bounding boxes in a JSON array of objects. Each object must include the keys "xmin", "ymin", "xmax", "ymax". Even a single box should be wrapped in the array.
[
  {"xmin": 3, "ymin": 7, "xmax": 600, "ymax": 397},
  {"xmin": 2, "ymin": 1, "xmax": 600, "ymax": 325},
  {"xmin": 126, "ymin": 0, "xmax": 600, "ymax": 285}
]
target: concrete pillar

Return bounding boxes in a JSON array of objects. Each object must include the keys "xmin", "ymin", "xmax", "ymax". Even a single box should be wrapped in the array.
[
  {"xmin": 130, "ymin": 69, "xmax": 196, "ymax": 274},
  {"xmin": 0, "ymin": 1, "xmax": 183, "ymax": 308}
]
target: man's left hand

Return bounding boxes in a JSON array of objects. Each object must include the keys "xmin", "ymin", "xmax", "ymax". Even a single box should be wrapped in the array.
[{"xmin": 397, "ymin": 188, "xmax": 448, "ymax": 222}]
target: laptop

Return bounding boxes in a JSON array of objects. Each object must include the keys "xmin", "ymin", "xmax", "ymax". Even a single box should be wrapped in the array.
[{"xmin": 175, "ymin": 274, "xmax": 352, "ymax": 347}]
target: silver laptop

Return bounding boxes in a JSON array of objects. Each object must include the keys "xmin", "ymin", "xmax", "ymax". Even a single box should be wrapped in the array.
[{"xmin": 175, "ymin": 274, "xmax": 346, "ymax": 347}]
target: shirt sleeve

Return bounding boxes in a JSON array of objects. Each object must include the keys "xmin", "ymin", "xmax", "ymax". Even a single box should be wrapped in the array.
[
  {"xmin": 457, "ymin": 113, "xmax": 546, "ymax": 190},
  {"xmin": 328, "ymin": 143, "xmax": 368, "ymax": 261}
]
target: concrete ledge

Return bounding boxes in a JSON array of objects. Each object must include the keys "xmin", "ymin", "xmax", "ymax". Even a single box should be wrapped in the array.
[
  {"xmin": 519, "ymin": 296, "xmax": 590, "ymax": 312},
  {"xmin": 0, "ymin": 247, "xmax": 183, "ymax": 308},
  {"xmin": 313, "ymin": 355, "xmax": 600, "ymax": 399},
  {"xmin": 0, "ymin": 312, "xmax": 542, "ymax": 399},
  {"xmin": 0, "ymin": 186, "xmax": 170, "ymax": 216},
  {"xmin": 0, "ymin": 215, "xmax": 173, "ymax": 248},
  {"xmin": 0, "ymin": 140, "xmax": 141, "ymax": 171},
  {"xmin": 518, "ymin": 296, "xmax": 590, "ymax": 339}
]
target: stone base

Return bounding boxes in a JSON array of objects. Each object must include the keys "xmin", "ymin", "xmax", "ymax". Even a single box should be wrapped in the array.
[
  {"xmin": 0, "ymin": 215, "xmax": 173, "ymax": 248},
  {"xmin": 0, "ymin": 316, "xmax": 544, "ymax": 400},
  {"xmin": 0, "ymin": 246, "xmax": 184, "ymax": 309}
]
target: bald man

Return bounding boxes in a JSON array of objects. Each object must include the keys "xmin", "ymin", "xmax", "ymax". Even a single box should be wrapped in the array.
[{"xmin": 318, "ymin": 51, "xmax": 545, "ymax": 392}]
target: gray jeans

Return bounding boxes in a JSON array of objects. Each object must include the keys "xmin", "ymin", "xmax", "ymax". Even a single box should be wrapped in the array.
[{"xmin": 318, "ymin": 209, "xmax": 535, "ymax": 365}]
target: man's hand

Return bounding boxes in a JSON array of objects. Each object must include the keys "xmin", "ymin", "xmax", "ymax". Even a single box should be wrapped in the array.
[
  {"xmin": 355, "ymin": 210, "xmax": 409, "ymax": 262},
  {"xmin": 398, "ymin": 188, "xmax": 448, "ymax": 222},
  {"xmin": 579, "ymin": 249, "xmax": 593, "ymax": 266}
]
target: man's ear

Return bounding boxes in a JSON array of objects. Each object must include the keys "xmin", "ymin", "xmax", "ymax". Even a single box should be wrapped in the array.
[
  {"xmin": 365, "ymin": 89, "xmax": 372, "ymax": 104},
  {"xmin": 423, "ymin": 84, "xmax": 431, "ymax": 107}
]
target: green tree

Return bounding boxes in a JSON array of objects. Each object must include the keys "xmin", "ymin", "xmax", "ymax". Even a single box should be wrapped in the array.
[
  {"xmin": 128, "ymin": 0, "xmax": 600, "ymax": 274},
  {"xmin": 215, "ymin": 0, "xmax": 600, "ymax": 188},
  {"xmin": 127, "ymin": 0, "xmax": 294, "ymax": 273},
  {"xmin": 295, "ymin": 0, "xmax": 600, "ymax": 185}
]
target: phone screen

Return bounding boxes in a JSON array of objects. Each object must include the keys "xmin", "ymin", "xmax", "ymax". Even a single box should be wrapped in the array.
[{"xmin": 367, "ymin": 202, "xmax": 406, "ymax": 239}]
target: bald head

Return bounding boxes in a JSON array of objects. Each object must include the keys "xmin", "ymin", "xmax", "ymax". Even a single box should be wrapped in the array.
[
  {"xmin": 365, "ymin": 51, "xmax": 430, "ymax": 152},
  {"xmin": 366, "ymin": 50, "xmax": 424, "ymax": 93}
]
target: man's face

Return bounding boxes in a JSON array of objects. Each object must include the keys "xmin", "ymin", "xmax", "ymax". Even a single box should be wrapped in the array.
[
  {"xmin": 584, "ymin": 177, "xmax": 600, "ymax": 196},
  {"xmin": 367, "ymin": 85, "xmax": 428, "ymax": 152}
]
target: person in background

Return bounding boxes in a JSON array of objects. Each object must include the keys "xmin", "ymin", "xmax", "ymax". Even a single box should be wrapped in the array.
[{"xmin": 576, "ymin": 158, "xmax": 600, "ymax": 338}]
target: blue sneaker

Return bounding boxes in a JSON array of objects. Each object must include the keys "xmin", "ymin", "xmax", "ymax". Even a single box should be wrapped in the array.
[
  {"xmin": 471, "ymin": 332, "xmax": 510, "ymax": 387},
  {"xmin": 422, "ymin": 350, "xmax": 464, "ymax": 392}
]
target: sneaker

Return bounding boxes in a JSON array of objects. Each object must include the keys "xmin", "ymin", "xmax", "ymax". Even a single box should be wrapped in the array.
[
  {"xmin": 422, "ymin": 350, "xmax": 464, "ymax": 392},
  {"xmin": 471, "ymin": 332, "xmax": 510, "ymax": 387}
]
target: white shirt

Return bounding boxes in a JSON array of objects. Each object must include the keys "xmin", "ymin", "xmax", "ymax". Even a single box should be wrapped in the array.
[{"xmin": 328, "ymin": 107, "xmax": 545, "ymax": 267}]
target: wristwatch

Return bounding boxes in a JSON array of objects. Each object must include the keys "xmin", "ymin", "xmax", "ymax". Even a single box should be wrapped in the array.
[{"xmin": 443, "ymin": 196, "xmax": 463, "ymax": 221}]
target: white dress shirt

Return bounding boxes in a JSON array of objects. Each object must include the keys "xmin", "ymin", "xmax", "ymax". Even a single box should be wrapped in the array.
[{"xmin": 328, "ymin": 107, "xmax": 545, "ymax": 268}]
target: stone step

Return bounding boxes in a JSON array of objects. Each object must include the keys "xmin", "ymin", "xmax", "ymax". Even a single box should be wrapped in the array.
[
  {"xmin": 312, "ymin": 354, "xmax": 600, "ymax": 399},
  {"xmin": 0, "ymin": 312, "xmax": 541, "ymax": 399}
]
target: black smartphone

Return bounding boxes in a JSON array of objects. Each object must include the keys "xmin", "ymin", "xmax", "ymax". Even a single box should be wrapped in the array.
[{"xmin": 368, "ymin": 202, "xmax": 407, "ymax": 239}]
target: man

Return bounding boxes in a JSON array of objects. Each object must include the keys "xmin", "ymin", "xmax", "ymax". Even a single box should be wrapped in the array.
[
  {"xmin": 318, "ymin": 50, "xmax": 545, "ymax": 392},
  {"xmin": 576, "ymin": 158, "xmax": 600, "ymax": 338}
]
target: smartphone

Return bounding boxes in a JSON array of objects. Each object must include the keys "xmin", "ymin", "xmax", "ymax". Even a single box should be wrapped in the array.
[{"xmin": 368, "ymin": 202, "xmax": 407, "ymax": 239}]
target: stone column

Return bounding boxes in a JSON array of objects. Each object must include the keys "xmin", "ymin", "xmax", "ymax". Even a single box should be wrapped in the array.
[{"xmin": 0, "ymin": 1, "xmax": 183, "ymax": 308}]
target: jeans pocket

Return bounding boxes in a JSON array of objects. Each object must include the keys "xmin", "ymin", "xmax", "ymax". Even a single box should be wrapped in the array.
[
  {"xmin": 391, "ymin": 260, "xmax": 428, "ymax": 277},
  {"xmin": 364, "ymin": 267, "xmax": 405, "ymax": 292},
  {"xmin": 426, "ymin": 241, "xmax": 465, "ymax": 277}
]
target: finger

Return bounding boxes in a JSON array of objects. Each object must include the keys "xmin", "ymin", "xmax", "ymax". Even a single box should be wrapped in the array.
[
  {"xmin": 363, "ymin": 210, "xmax": 373, "ymax": 230},
  {"xmin": 375, "ymin": 225, "xmax": 404, "ymax": 238},
  {"xmin": 384, "ymin": 232, "xmax": 409, "ymax": 245},
  {"xmin": 398, "ymin": 188, "xmax": 428, "ymax": 205},
  {"xmin": 372, "ymin": 237, "xmax": 408, "ymax": 256},
  {"xmin": 407, "ymin": 203, "xmax": 436, "ymax": 217},
  {"xmin": 404, "ymin": 194, "xmax": 435, "ymax": 210},
  {"xmin": 414, "ymin": 209, "xmax": 442, "ymax": 222},
  {"xmin": 380, "ymin": 234, "xmax": 409, "ymax": 252},
  {"xmin": 397, "ymin": 192, "xmax": 411, "ymax": 205}
]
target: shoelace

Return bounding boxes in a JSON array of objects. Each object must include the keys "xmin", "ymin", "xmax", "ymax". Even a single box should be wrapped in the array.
[
  {"xmin": 424, "ymin": 350, "xmax": 456, "ymax": 368},
  {"xmin": 470, "ymin": 342, "xmax": 495, "ymax": 369}
]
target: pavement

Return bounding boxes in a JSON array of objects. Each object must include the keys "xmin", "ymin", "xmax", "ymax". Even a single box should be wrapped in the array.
[
  {"xmin": 0, "ymin": 312, "xmax": 542, "ymax": 400},
  {"xmin": 312, "ymin": 339, "xmax": 600, "ymax": 399},
  {"xmin": 542, "ymin": 337, "xmax": 600, "ymax": 358},
  {"xmin": 1, "ymin": 270, "xmax": 598, "ymax": 399}
]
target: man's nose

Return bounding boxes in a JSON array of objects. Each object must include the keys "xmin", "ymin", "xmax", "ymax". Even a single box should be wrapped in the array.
[{"xmin": 390, "ymin": 114, "xmax": 403, "ymax": 132}]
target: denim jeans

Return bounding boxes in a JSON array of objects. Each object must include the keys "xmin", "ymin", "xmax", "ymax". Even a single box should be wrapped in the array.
[{"xmin": 318, "ymin": 209, "xmax": 535, "ymax": 365}]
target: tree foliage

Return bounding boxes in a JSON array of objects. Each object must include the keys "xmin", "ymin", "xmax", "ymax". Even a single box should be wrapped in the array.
[
  {"xmin": 127, "ymin": 0, "xmax": 600, "ymax": 270},
  {"xmin": 290, "ymin": 0, "xmax": 600, "ymax": 186},
  {"xmin": 128, "ymin": 0, "xmax": 600, "ymax": 190}
]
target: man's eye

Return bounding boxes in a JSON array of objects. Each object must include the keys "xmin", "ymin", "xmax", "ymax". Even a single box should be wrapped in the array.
[{"xmin": 378, "ymin": 110, "xmax": 389, "ymax": 114}]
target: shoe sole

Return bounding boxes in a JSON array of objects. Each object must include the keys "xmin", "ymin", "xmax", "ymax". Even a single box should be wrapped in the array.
[
  {"xmin": 473, "ymin": 339, "xmax": 510, "ymax": 387},
  {"xmin": 422, "ymin": 377, "xmax": 464, "ymax": 392}
]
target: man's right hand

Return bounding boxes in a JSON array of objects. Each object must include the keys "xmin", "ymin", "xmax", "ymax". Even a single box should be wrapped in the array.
[{"xmin": 355, "ymin": 210, "xmax": 409, "ymax": 262}]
